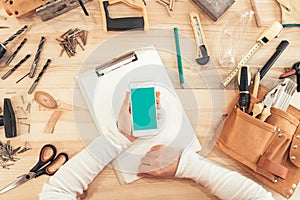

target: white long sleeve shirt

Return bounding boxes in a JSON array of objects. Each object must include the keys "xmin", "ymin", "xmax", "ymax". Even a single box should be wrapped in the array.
[{"xmin": 39, "ymin": 135, "xmax": 273, "ymax": 200}]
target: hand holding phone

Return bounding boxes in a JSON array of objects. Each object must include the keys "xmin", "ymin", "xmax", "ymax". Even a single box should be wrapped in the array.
[{"xmin": 130, "ymin": 82, "xmax": 159, "ymax": 137}]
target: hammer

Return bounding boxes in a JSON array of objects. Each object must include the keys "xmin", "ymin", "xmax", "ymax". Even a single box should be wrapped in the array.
[{"xmin": 0, "ymin": 98, "xmax": 17, "ymax": 138}]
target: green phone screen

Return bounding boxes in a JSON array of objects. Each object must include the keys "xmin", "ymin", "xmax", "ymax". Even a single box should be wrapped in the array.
[{"xmin": 131, "ymin": 87, "xmax": 157, "ymax": 130}]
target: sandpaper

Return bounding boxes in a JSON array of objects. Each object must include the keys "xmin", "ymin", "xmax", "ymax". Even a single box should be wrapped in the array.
[{"xmin": 192, "ymin": 0, "xmax": 235, "ymax": 21}]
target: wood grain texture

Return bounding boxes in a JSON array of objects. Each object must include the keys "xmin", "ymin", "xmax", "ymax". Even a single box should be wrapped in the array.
[
  {"xmin": 250, "ymin": 0, "xmax": 281, "ymax": 27},
  {"xmin": 0, "ymin": 0, "xmax": 299, "ymax": 199}
]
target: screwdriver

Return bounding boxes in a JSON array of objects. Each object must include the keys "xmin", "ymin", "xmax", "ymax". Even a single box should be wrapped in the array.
[
  {"xmin": 0, "ymin": 25, "xmax": 28, "ymax": 60},
  {"xmin": 238, "ymin": 66, "xmax": 251, "ymax": 112}
]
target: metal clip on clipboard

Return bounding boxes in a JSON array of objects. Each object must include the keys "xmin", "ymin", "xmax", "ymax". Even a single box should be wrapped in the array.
[{"xmin": 95, "ymin": 51, "xmax": 138, "ymax": 77}]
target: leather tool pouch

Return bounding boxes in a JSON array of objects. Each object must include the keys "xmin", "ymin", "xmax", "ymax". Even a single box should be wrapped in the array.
[{"xmin": 217, "ymin": 85, "xmax": 300, "ymax": 199}]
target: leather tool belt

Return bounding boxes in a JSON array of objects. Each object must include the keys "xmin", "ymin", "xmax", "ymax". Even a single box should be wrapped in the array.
[{"xmin": 217, "ymin": 85, "xmax": 300, "ymax": 199}]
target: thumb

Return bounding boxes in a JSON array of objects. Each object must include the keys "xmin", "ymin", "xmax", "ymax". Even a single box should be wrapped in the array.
[{"xmin": 122, "ymin": 92, "xmax": 130, "ymax": 108}]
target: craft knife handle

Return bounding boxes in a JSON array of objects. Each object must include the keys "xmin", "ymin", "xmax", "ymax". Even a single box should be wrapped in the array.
[
  {"xmin": 260, "ymin": 40, "xmax": 289, "ymax": 80},
  {"xmin": 238, "ymin": 66, "xmax": 251, "ymax": 112}
]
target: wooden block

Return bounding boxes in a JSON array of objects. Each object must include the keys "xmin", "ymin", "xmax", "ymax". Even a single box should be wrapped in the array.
[
  {"xmin": 250, "ymin": 0, "xmax": 281, "ymax": 27},
  {"xmin": 1, "ymin": 0, "xmax": 52, "ymax": 17}
]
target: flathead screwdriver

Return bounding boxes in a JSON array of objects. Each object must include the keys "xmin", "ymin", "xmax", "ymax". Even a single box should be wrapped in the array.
[{"xmin": 0, "ymin": 25, "xmax": 28, "ymax": 60}]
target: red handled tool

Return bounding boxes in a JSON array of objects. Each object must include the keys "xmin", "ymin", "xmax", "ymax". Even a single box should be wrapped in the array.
[
  {"xmin": 0, "ymin": 144, "xmax": 68, "ymax": 195},
  {"xmin": 280, "ymin": 62, "xmax": 300, "ymax": 92}
]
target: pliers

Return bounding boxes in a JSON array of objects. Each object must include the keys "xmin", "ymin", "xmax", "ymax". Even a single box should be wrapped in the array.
[
  {"xmin": 280, "ymin": 62, "xmax": 300, "ymax": 92},
  {"xmin": 252, "ymin": 84, "xmax": 280, "ymax": 121}
]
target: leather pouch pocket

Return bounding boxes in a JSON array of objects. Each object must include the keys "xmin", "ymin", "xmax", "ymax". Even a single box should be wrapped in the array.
[{"xmin": 218, "ymin": 95, "xmax": 300, "ymax": 181}]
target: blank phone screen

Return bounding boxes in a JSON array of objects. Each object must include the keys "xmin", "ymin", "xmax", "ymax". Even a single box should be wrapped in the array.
[{"xmin": 131, "ymin": 87, "xmax": 157, "ymax": 130}]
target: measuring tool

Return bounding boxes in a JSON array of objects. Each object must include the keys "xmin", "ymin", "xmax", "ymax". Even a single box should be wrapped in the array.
[
  {"xmin": 189, "ymin": 11, "xmax": 210, "ymax": 65},
  {"xmin": 222, "ymin": 21, "xmax": 283, "ymax": 87}
]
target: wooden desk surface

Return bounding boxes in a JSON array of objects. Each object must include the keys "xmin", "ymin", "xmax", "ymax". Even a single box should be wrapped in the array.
[{"xmin": 0, "ymin": 0, "xmax": 299, "ymax": 199}]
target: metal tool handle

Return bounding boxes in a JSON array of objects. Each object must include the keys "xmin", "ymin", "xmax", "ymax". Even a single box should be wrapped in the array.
[
  {"xmin": 34, "ymin": 152, "xmax": 68, "ymax": 177},
  {"xmin": 238, "ymin": 66, "xmax": 251, "ymax": 112},
  {"xmin": 30, "ymin": 144, "xmax": 57, "ymax": 173}
]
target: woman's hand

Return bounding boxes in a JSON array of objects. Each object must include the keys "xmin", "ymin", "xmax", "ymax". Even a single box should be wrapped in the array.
[
  {"xmin": 117, "ymin": 92, "xmax": 136, "ymax": 142},
  {"xmin": 137, "ymin": 145, "xmax": 181, "ymax": 178},
  {"xmin": 117, "ymin": 91, "xmax": 161, "ymax": 142}
]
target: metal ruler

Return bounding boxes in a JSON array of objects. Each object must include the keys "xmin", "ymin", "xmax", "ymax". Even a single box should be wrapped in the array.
[
  {"xmin": 221, "ymin": 21, "xmax": 283, "ymax": 87},
  {"xmin": 36, "ymin": 0, "xmax": 91, "ymax": 21}
]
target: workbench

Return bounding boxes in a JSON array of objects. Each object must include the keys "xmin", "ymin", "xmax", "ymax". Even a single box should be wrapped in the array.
[{"xmin": 0, "ymin": 0, "xmax": 299, "ymax": 199}]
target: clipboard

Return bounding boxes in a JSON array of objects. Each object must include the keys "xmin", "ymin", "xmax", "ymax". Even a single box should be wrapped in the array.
[{"xmin": 76, "ymin": 46, "xmax": 201, "ymax": 184}]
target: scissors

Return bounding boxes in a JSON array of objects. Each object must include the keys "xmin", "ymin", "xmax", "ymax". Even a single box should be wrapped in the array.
[{"xmin": 0, "ymin": 144, "xmax": 68, "ymax": 195}]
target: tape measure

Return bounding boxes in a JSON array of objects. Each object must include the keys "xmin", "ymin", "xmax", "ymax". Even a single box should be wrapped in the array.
[{"xmin": 222, "ymin": 21, "xmax": 283, "ymax": 87}]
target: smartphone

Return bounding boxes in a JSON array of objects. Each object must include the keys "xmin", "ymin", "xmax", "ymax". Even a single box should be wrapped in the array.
[{"xmin": 130, "ymin": 82, "xmax": 158, "ymax": 137}]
